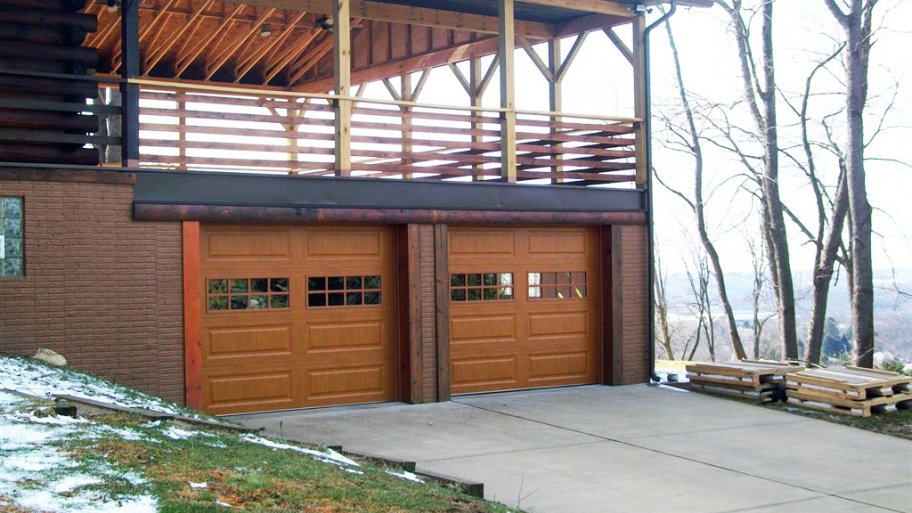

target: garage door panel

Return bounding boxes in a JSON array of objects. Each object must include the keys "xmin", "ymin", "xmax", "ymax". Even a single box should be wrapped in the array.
[
  {"xmin": 527, "ymin": 229, "xmax": 588, "ymax": 256},
  {"xmin": 199, "ymin": 225, "xmax": 396, "ymax": 414},
  {"xmin": 527, "ymin": 312, "xmax": 588, "ymax": 337},
  {"xmin": 306, "ymin": 230, "xmax": 384, "ymax": 260},
  {"xmin": 306, "ymin": 366, "xmax": 390, "ymax": 401},
  {"xmin": 451, "ymin": 314, "xmax": 516, "ymax": 342},
  {"xmin": 449, "ymin": 226, "xmax": 599, "ymax": 394},
  {"xmin": 307, "ymin": 321, "xmax": 385, "ymax": 350},
  {"xmin": 450, "ymin": 230, "xmax": 515, "ymax": 258},
  {"xmin": 205, "ymin": 230, "xmax": 292, "ymax": 261},
  {"xmin": 528, "ymin": 352, "xmax": 590, "ymax": 381},
  {"xmin": 206, "ymin": 368, "xmax": 296, "ymax": 414},
  {"xmin": 452, "ymin": 357, "xmax": 518, "ymax": 389},
  {"xmin": 205, "ymin": 325, "xmax": 292, "ymax": 361}
]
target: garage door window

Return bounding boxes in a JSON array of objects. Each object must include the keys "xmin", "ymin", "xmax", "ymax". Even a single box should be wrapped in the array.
[
  {"xmin": 308, "ymin": 275, "xmax": 381, "ymax": 307},
  {"xmin": 528, "ymin": 272, "xmax": 587, "ymax": 299},
  {"xmin": 450, "ymin": 273, "xmax": 513, "ymax": 301},
  {"xmin": 207, "ymin": 277, "xmax": 290, "ymax": 311}
]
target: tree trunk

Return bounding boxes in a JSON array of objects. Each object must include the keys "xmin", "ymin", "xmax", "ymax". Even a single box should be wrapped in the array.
[
  {"xmin": 665, "ymin": 16, "xmax": 747, "ymax": 360},
  {"xmin": 804, "ymin": 169, "xmax": 849, "ymax": 363},
  {"xmin": 654, "ymin": 259, "xmax": 676, "ymax": 360},
  {"xmin": 825, "ymin": 0, "xmax": 875, "ymax": 367},
  {"xmin": 719, "ymin": 0, "xmax": 797, "ymax": 359}
]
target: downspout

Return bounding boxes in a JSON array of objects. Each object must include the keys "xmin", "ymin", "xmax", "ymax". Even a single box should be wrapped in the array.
[{"xmin": 643, "ymin": 0, "xmax": 677, "ymax": 383}]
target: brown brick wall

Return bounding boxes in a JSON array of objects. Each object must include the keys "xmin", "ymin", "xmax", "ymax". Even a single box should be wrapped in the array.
[
  {"xmin": 618, "ymin": 224, "xmax": 649, "ymax": 384},
  {"xmin": 0, "ymin": 179, "xmax": 185, "ymax": 404}
]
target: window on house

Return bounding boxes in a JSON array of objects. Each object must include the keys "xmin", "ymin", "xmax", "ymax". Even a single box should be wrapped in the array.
[
  {"xmin": 450, "ymin": 273, "xmax": 513, "ymax": 301},
  {"xmin": 308, "ymin": 275, "xmax": 382, "ymax": 307},
  {"xmin": 0, "ymin": 197, "xmax": 23, "ymax": 277},
  {"xmin": 207, "ymin": 277, "xmax": 290, "ymax": 312},
  {"xmin": 528, "ymin": 272, "xmax": 587, "ymax": 299}
]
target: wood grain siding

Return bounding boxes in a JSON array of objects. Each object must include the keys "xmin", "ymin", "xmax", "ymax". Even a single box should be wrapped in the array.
[
  {"xmin": 0, "ymin": 179, "xmax": 184, "ymax": 403},
  {"xmin": 197, "ymin": 225, "xmax": 396, "ymax": 414},
  {"xmin": 417, "ymin": 224, "xmax": 438, "ymax": 403},
  {"xmin": 448, "ymin": 227, "xmax": 599, "ymax": 394}
]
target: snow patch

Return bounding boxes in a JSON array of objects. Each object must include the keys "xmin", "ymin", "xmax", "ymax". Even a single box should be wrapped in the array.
[
  {"xmin": 240, "ymin": 434, "xmax": 360, "ymax": 467},
  {"xmin": 386, "ymin": 470, "xmax": 425, "ymax": 483}
]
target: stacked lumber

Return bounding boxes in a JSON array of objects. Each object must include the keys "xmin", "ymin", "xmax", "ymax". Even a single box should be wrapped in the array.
[
  {"xmin": 786, "ymin": 367, "xmax": 912, "ymax": 417},
  {"xmin": 686, "ymin": 361, "xmax": 804, "ymax": 400},
  {"xmin": 0, "ymin": 0, "xmax": 102, "ymax": 165}
]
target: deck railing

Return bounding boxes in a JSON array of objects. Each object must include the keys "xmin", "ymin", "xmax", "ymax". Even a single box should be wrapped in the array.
[{"xmin": 135, "ymin": 81, "xmax": 639, "ymax": 187}]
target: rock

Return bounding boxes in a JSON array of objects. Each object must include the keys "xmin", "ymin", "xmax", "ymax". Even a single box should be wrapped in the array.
[{"xmin": 33, "ymin": 348, "xmax": 67, "ymax": 367}]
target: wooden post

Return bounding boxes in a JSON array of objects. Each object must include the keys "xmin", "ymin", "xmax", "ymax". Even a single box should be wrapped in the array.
[
  {"xmin": 182, "ymin": 221, "xmax": 203, "ymax": 409},
  {"xmin": 498, "ymin": 0, "xmax": 517, "ymax": 183},
  {"xmin": 632, "ymin": 15, "xmax": 647, "ymax": 188},
  {"xmin": 469, "ymin": 57, "xmax": 484, "ymax": 181},
  {"xmin": 401, "ymin": 73, "xmax": 413, "ymax": 179},
  {"xmin": 333, "ymin": 0, "xmax": 352, "ymax": 176},
  {"xmin": 288, "ymin": 106, "xmax": 300, "ymax": 174},
  {"xmin": 120, "ymin": 0, "xmax": 140, "ymax": 167},
  {"xmin": 176, "ymin": 90, "xmax": 187, "ymax": 170},
  {"xmin": 548, "ymin": 38, "xmax": 564, "ymax": 184}
]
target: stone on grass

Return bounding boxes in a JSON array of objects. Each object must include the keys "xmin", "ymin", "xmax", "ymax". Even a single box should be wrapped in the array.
[{"xmin": 33, "ymin": 348, "xmax": 67, "ymax": 367}]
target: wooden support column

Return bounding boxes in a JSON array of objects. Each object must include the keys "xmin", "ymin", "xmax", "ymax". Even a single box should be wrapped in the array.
[
  {"xmin": 632, "ymin": 15, "xmax": 647, "ymax": 188},
  {"xmin": 400, "ymin": 73, "xmax": 413, "ymax": 179},
  {"xmin": 182, "ymin": 221, "xmax": 203, "ymax": 409},
  {"xmin": 469, "ymin": 57, "xmax": 484, "ymax": 181},
  {"xmin": 120, "ymin": 0, "xmax": 140, "ymax": 167},
  {"xmin": 548, "ymin": 39, "xmax": 564, "ymax": 184},
  {"xmin": 498, "ymin": 0, "xmax": 517, "ymax": 182},
  {"xmin": 176, "ymin": 90, "xmax": 187, "ymax": 170},
  {"xmin": 333, "ymin": 0, "xmax": 352, "ymax": 175},
  {"xmin": 434, "ymin": 224, "xmax": 451, "ymax": 402},
  {"xmin": 288, "ymin": 106, "xmax": 300, "ymax": 174}
]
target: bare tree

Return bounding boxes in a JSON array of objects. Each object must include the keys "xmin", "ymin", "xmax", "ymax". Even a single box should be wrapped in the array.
[
  {"xmin": 655, "ymin": 14, "xmax": 748, "ymax": 360},
  {"xmin": 824, "ymin": 0, "xmax": 878, "ymax": 367},
  {"xmin": 714, "ymin": 0, "xmax": 799, "ymax": 359},
  {"xmin": 654, "ymin": 251, "xmax": 676, "ymax": 360}
]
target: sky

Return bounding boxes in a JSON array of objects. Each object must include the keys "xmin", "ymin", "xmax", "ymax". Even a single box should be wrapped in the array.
[{"xmin": 395, "ymin": 0, "xmax": 912, "ymax": 275}]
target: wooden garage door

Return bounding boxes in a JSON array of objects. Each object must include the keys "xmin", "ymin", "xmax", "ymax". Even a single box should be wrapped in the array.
[
  {"xmin": 198, "ymin": 225, "xmax": 396, "ymax": 414},
  {"xmin": 449, "ymin": 227, "xmax": 599, "ymax": 394}
]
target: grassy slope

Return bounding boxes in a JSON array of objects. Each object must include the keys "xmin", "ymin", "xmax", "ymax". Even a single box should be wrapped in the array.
[
  {"xmin": 65, "ymin": 412, "xmax": 511, "ymax": 513},
  {"xmin": 0, "ymin": 357, "xmax": 519, "ymax": 513}
]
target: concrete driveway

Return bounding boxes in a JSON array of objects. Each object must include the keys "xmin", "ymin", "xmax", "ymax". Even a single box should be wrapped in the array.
[{"xmin": 232, "ymin": 385, "xmax": 912, "ymax": 513}]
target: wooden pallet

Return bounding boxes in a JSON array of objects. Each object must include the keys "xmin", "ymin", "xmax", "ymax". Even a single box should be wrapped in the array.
[
  {"xmin": 786, "ymin": 367, "xmax": 912, "ymax": 401},
  {"xmin": 689, "ymin": 382, "xmax": 778, "ymax": 400},
  {"xmin": 686, "ymin": 361, "xmax": 804, "ymax": 387},
  {"xmin": 787, "ymin": 391, "xmax": 912, "ymax": 417}
]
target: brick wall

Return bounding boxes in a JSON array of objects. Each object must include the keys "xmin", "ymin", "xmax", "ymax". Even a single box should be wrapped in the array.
[
  {"xmin": 0, "ymin": 179, "xmax": 185, "ymax": 403},
  {"xmin": 618, "ymin": 224, "xmax": 650, "ymax": 384}
]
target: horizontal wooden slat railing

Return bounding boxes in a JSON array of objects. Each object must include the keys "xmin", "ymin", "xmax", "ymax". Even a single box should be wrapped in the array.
[{"xmin": 135, "ymin": 81, "xmax": 639, "ymax": 186}]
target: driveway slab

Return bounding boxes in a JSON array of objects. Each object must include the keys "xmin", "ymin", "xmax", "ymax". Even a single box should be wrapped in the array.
[{"xmin": 232, "ymin": 385, "xmax": 912, "ymax": 513}]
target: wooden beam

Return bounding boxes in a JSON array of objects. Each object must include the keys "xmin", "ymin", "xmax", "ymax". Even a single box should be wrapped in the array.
[
  {"xmin": 217, "ymin": 0, "xmax": 552, "ymax": 39},
  {"xmin": 121, "ymin": 0, "xmax": 140, "ymax": 167},
  {"xmin": 520, "ymin": 0, "xmax": 632, "ymax": 17},
  {"xmin": 632, "ymin": 15, "xmax": 646, "ymax": 188},
  {"xmin": 182, "ymin": 221, "xmax": 203, "ymax": 410},
  {"xmin": 144, "ymin": 0, "xmax": 214, "ymax": 72},
  {"xmin": 556, "ymin": 32, "xmax": 587, "ymax": 82},
  {"xmin": 235, "ymin": 11, "xmax": 309, "ymax": 81},
  {"xmin": 604, "ymin": 27, "xmax": 633, "ymax": 65},
  {"xmin": 549, "ymin": 38, "xmax": 564, "ymax": 184},
  {"xmin": 518, "ymin": 36, "xmax": 552, "ymax": 82},
  {"xmin": 134, "ymin": 204, "xmax": 649, "ymax": 226},
  {"xmin": 554, "ymin": 12, "xmax": 630, "ymax": 38},
  {"xmin": 434, "ymin": 224, "xmax": 451, "ymax": 402},
  {"xmin": 175, "ymin": 3, "xmax": 245, "ymax": 77},
  {"xmin": 334, "ymin": 0, "xmax": 352, "ymax": 175},
  {"xmin": 263, "ymin": 29, "xmax": 320, "ymax": 84},
  {"xmin": 499, "ymin": 0, "xmax": 517, "ymax": 183},
  {"xmin": 294, "ymin": 36, "xmax": 500, "ymax": 93},
  {"xmin": 206, "ymin": 7, "xmax": 277, "ymax": 79}
]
